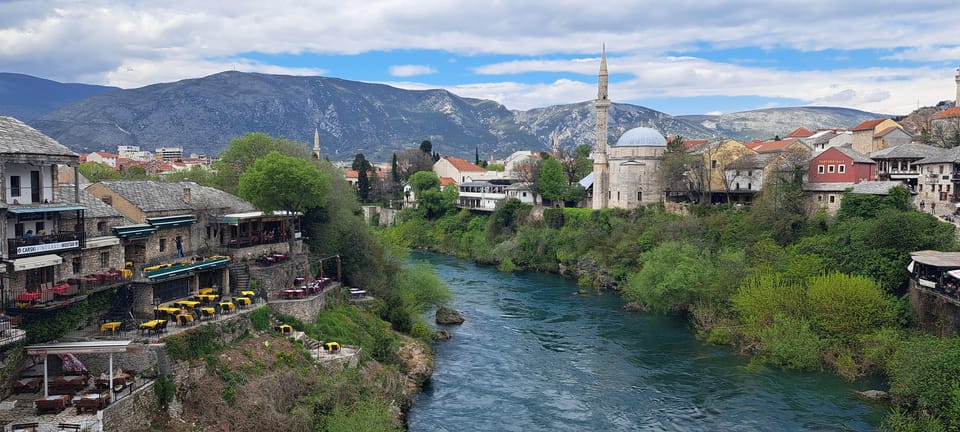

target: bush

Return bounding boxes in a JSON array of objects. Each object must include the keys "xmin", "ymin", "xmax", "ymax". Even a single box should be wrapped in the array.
[
  {"xmin": 805, "ymin": 273, "xmax": 896, "ymax": 342},
  {"xmin": 543, "ymin": 208, "xmax": 564, "ymax": 229},
  {"xmin": 756, "ymin": 314, "xmax": 822, "ymax": 371},
  {"xmin": 320, "ymin": 399, "xmax": 404, "ymax": 432},
  {"xmin": 154, "ymin": 374, "xmax": 176, "ymax": 410},
  {"xmin": 732, "ymin": 274, "xmax": 806, "ymax": 337},
  {"xmin": 887, "ymin": 335, "xmax": 960, "ymax": 429},
  {"xmin": 250, "ymin": 305, "xmax": 271, "ymax": 331}
]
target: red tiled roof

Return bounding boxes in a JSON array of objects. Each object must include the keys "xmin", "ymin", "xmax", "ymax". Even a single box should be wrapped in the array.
[
  {"xmin": 443, "ymin": 156, "xmax": 486, "ymax": 172},
  {"xmin": 343, "ymin": 169, "xmax": 386, "ymax": 179},
  {"xmin": 786, "ymin": 127, "xmax": 815, "ymax": 138},
  {"xmin": 852, "ymin": 119, "xmax": 888, "ymax": 131},
  {"xmin": 933, "ymin": 106, "xmax": 960, "ymax": 120},
  {"xmin": 751, "ymin": 138, "xmax": 798, "ymax": 153},
  {"xmin": 439, "ymin": 177, "xmax": 456, "ymax": 187},
  {"xmin": 682, "ymin": 139, "xmax": 708, "ymax": 149}
]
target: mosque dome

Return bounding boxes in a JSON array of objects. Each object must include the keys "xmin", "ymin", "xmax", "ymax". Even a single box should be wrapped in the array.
[{"xmin": 614, "ymin": 127, "xmax": 667, "ymax": 147}]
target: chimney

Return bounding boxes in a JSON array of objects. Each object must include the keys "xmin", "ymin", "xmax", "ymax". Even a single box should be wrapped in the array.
[{"xmin": 183, "ymin": 187, "xmax": 191, "ymax": 203}]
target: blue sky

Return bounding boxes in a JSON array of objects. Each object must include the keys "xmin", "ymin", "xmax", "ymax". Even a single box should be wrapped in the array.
[{"xmin": 1, "ymin": 0, "xmax": 959, "ymax": 116}]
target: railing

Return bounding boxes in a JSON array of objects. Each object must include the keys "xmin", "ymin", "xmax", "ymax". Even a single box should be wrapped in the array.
[{"xmin": 6, "ymin": 232, "xmax": 85, "ymax": 259}]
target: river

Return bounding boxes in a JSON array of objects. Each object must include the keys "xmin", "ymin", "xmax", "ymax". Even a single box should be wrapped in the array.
[{"xmin": 406, "ymin": 251, "xmax": 886, "ymax": 431}]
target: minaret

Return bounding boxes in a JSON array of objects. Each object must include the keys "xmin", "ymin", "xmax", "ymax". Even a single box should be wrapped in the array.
[
  {"xmin": 551, "ymin": 130, "xmax": 560, "ymax": 155},
  {"xmin": 591, "ymin": 46, "xmax": 611, "ymax": 210},
  {"xmin": 955, "ymin": 66, "xmax": 960, "ymax": 107},
  {"xmin": 312, "ymin": 128, "xmax": 321, "ymax": 159}
]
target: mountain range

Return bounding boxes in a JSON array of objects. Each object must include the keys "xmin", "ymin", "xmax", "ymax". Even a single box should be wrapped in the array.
[{"xmin": 2, "ymin": 71, "xmax": 885, "ymax": 161}]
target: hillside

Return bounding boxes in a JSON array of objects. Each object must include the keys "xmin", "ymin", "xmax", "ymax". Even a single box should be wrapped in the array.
[
  {"xmin": 5, "ymin": 71, "xmax": 883, "ymax": 160},
  {"xmin": 0, "ymin": 73, "xmax": 118, "ymax": 121}
]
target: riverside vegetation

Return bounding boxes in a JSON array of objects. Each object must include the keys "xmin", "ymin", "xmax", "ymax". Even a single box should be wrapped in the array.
[{"xmin": 381, "ymin": 175, "xmax": 960, "ymax": 432}]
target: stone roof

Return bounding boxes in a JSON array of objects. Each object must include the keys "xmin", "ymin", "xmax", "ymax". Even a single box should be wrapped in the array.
[
  {"xmin": 849, "ymin": 181, "xmax": 906, "ymax": 195},
  {"xmin": 727, "ymin": 153, "xmax": 778, "ymax": 170},
  {"xmin": 97, "ymin": 180, "xmax": 255, "ymax": 213},
  {"xmin": 916, "ymin": 147, "xmax": 960, "ymax": 164},
  {"xmin": 0, "ymin": 115, "xmax": 77, "ymax": 158},
  {"xmin": 870, "ymin": 143, "xmax": 944, "ymax": 160},
  {"xmin": 66, "ymin": 185, "xmax": 127, "ymax": 219},
  {"xmin": 803, "ymin": 182, "xmax": 855, "ymax": 192}
]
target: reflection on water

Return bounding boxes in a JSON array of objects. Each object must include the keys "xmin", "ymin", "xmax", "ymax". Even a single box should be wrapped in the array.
[{"xmin": 407, "ymin": 252, "xmax": 886, "ymax": 431}]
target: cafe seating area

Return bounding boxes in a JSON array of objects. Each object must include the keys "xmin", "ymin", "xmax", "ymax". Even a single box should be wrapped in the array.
[
  {"xmin": 11, "ymin": 270, "xmax": 131, "ymax": 312},
  {"xmin": 256, "ymin": 252, "xmax": 289, "ymax": 266},
  {"xmin": 274, "ymin": 277, "xmax": 337, "ymax": 300}
]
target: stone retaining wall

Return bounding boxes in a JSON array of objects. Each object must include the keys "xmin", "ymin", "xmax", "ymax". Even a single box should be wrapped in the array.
[
  {"xmin": 101, "ymin": 379, "xmax": 160, "ymax": 432},
  {"xmin": 910, "ymin": 281, "xmax": 960, "ymax": 336},
  {"xmin": 268, "ymin": 285, "xmax": 343, "ymax": 323},
  {"xmin": 248, "ymin": 254, "xmax": 310, "ymax": 293}
]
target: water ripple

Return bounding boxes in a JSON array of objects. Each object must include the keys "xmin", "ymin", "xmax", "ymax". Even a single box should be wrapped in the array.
[{"xmin": 409, "ymin": 252, "xmax": 884, "ymax": 432}]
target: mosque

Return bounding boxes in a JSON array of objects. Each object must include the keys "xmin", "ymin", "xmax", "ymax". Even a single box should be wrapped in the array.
[{"xmin": 590, "ymin": 48, "xmax": 669, "ymax": 210}]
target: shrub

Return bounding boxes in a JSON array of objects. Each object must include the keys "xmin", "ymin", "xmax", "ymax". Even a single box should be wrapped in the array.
[
  {"xmin": 250, "ymin": 305, "xmax": 271, "ymax": 331},
  {"xmin": 805, "ymin": 273, "xmax": 895, "ymax": 342},
  {"xmin": 756, "ymin": 314, "xmax": 822, "ymax": 371},
  {"xmin": 320, "ymin": 399, "xmax": 404, "ymax": 432},
  {"xmin": 154, "ymin": 374, "xmax": 176, "ymax": 410},
  {"xmin": 732, "ymin": 274, "xmax": 806, "ymax": 337},
  {"xmin": 543, "ymin": 208, "xmax": 564, "ymax": 229},
  {"xmin": 887, "ymin": 335, "xmax": 960, "ymax": 429}
]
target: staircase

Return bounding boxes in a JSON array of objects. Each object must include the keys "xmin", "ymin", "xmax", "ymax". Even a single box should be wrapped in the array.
[
  {"xmin": 228, "ymin": 261, "xmax": 251, "ymax": 295},
  {"xmin": 103, "ymin": 284, "xmax": 136, "ymax": 330}
]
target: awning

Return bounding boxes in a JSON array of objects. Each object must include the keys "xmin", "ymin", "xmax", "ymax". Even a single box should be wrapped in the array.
[
  {"xmin": 26, "ymin": 340, "xmax": 132, "ymax": 355},
  {"xmin": 9, "ymin": 254, "xmax": 63, "ymax": 271},
  {"xmin": 147, "ymin": 215, "xmax": 196, "ymax": 228},
  {"xmin": 85, "ymin": 236, "xmax": 121, "ymax": 248},
  {"xmin": 219, "ymin": 211, "xmax": 300, "ymax": 225},
  {"xmin": 948, "ymin": 269, "xmax": 960, "ymax": 280},
  {"xmin": 145, "ymin": 256, "xmax": 231, "ymax": 280},
  {"xmin": 7, "ymin": 205, "xmax": 85, "ymax": 214},
  {"xmin": 113, "ymin": 225, "xmax": 157, "ymax": 238}
]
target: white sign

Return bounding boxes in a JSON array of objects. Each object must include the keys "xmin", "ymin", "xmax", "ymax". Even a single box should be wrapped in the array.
[{"xmin": 16, "ymin": 240, "xmax": 80, "ymax": 255}]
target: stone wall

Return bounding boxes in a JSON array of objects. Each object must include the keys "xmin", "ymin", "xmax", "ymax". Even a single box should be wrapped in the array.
[
  {"xmin": 268, "ymin": 285, "xmax": 342, "ymax": 323},
  {"xmin": 248, "ymin": 254, "xmax": 310, "ymax": 293},
  {"xmin": 77, "ymin": 344, "xmax": 160, "ymax": 377},
  {"xmin": 909, "ymin": 281, "xmax": 960, "ymax": 336},
  {"xmin": 101, "ymin": 379, "xmax": 160, "ymax": 432}
]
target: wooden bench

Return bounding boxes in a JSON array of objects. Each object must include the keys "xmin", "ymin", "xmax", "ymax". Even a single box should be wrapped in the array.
[
  {"xmin": 58, "ymin": 423, "xmax": 82, "ymax": 432},
  {"xmin": 11, "ymin": 423, "xmax": 38, "ymax": 432}
]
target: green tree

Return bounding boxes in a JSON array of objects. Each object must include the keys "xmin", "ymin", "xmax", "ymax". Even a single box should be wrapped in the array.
[
  {"xmin": 352, "ymin": 153, "xmax": 372, "ymax": 203},
  {"xmin": 408, "ymin": 171, "xmax": 440, "ymax": 196},
  {"xmin": 659, "ymin": 135, "xmax": 696, "ymax": 201},
  {"xmin": 805, "ymin": 273, "xmax": 896, "ymax": 342},
  {"xmin": 79, "ymin": 162, "xmax": 122, "ymax": 182},
  {"xmin": 122, "ymin": 165, "xmax": 149, "ymax": 179},
  {"xmin": 160, "ymin": 165, "xmax": 215, "ymax": 186},
  {"xmin": 238, "ymin": 152, "xmax": 331, "ymax": 252},
  {"xmin": 214, "ymin": 133, "xmax": 309, "ymax": 194},
  {"xmin": 538, "ymin": 158, "xmax": 567, "ymax": 206}
]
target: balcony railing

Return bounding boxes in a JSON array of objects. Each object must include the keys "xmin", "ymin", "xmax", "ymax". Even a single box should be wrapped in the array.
[{"xmin": 6, "ymin": 232, "xmax": 85, "ymax": 259}]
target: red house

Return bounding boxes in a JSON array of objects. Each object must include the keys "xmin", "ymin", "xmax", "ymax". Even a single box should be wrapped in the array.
[{"xmin": 807, "ymin": 146, "xmax": 876, "ymax": 183}]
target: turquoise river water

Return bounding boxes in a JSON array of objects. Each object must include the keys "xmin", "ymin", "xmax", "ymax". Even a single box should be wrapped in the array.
[{"xmin": 406, "ymin": 251, "xmax": 887, "ymax": 431}]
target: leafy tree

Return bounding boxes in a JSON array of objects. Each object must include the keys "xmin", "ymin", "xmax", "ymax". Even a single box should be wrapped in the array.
[
  {"xmin": 805, "ymin": 273, "xmax": 896, "ymax": 342},
  {"xmin": 659, "ymin": 135, "xmax": 697, "ymax": 201},
  {"xmin": 538, "ymin": 157, "xmax": 567, "ymax": 205},
  {"xmin": 122, "ymin": 165, "xmax": 149, "ymax": 179},
  {"xmin": 161, "ymin": 165, "xmax": 215, "ymax": 186},
  {"xmin": 214, "ymin": 132, "xmax": 310, "ymax": 194},
  {"xmin": 408, "ymin": 171, "xmax": 440, "ymax": 196},
  {"xmin": 79, "ymin": 162, "xmax": 122, "ymax": 181},
  {"xmin": 238, "ymin": 151, "xmax": 331, "ymax": 252},
  {"xmin": 887, "ymin": 335, "xmax": 960, "ymax": 431}
]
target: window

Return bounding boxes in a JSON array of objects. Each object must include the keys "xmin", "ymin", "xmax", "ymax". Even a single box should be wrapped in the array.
[
  {"xmin": 920, "ymin": 184, "xmax": 924, "ymax": 192},
  {"xmin": 827, "ymin": 165, "xmax": 835, "ymax": 173},
  {"xmin": 748, "ymin": 170, "xmax": 753, "ymax": 177},
  {"xmin": 159, "ymin": 238, "xmax": 166, "ymax": 252},
  {"xmin": 748, "ymin": 183, "xmax": 752, "ymax": 190},
  {"xmin": 522, "ymin": 192, "xmax": 527, "ymax": 197},
  {"xmin": 9, "ymin": 175, "xmax": 20, "ymax": 197},
  {"xmin": 617, "ymin": 191, "xmax": 620, "ymax": 200},
  {"xmin": 637, "ymin": 191, "xmax": 642, "ymax": 202},
  {"xmin": 817, "ymin": 194, "xmax": 823, "ymax": 202},
  {"xmin": 940, "ymin": 165, "xmax": 945, "ymax": 174},
  {"xmin": 817, "ymin": 165, "xmax": 824, "ymax": 174},
  {"xmin": 97, "ymin": 221, "xmax": 106, "ymax": 234},
  {"xmin": 72, "ymin": 257, "xmax": 82, "ymax": 274},
  {"xmin": 735, "ymin": 182, "xmax": 741, "ymax": 190},
  {"xmin": 711, "ymin": 160, "xmax": 718, "ymax": 168},
  {"xmin": 100, "ymin": 252, "xmax": 109, "ymax": 269},
  {"xmin": 829, "ymin": 195, "xmax": 836, "ymax": 203},
  {"xmin": 941, "ymin": 192, "xmax": 948, "ymax": 201},
  {"xmin": 838, "ymin": 165, "xmax": 846, "ymax": 173},
  {"xmin": 14, "ymin": 223, "xmax": 23, "ymax": 237}
]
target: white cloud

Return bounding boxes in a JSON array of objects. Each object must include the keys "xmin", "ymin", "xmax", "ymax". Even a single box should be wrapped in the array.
[{"xmin": 388, "ymin": 64, "xmax": 437, "ymax": 77}]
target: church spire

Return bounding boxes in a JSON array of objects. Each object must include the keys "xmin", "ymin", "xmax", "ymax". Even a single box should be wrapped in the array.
[{"xmin": 313, "ymin": 128, "xmax": 321, "ymax": 159}]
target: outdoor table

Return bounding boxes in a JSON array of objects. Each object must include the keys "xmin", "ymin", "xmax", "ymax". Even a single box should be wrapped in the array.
[
  {"xmin": 16, "ymin": 292, "xmax": 41, "ymax": 302},
  {"xmin": 199, "ymin": 307, "xmax": 216, "ymax": 319},
  {"xmin": 198, "ymin": 287, "xmax": 215, "ymax": 295},
  {"xmin": 175, "ymin": 300, "xmax": 200, "ymax": 309},
  {"xmin": 197, "ymin": 293, "xmax": 220, "ymax": 303},
  {"xmin": 176, "ymin": 313, "xmax": 195, "ymax": 326},
  {"xmin": 235, "ymin": 297, "xmax": 252, "ymax": 308},
  {"xmin": 138, "ymin": 319, "xmax": 164, "ymax": 334},
  {"xmin": 74, "ymin": 393, "xmax": 110, "ymax": 414},
  {"xmin": 120, "ymin": 269, "xmax": 133, "ymax": 279},
  {"xmin": 276, "ymin": 324, "xmax": 293, "ymax": 334},
  {"xmin": 35, "ymin": 395, "xmax": 70, "ymax": 414},
  {"xmin": 324, "ymin": 342, "xmax": 341, "ymax": 352},
  {"xmin": 218, "ymin": 301, "xmax": 235, "ymax": 313},
  {"xmin": 100, "ymin": 322, "xmax": 122, "ymax": 335},
  {"xmin": 280, "ymin": 289, "xmax": 305, "ymax": 299},
  {"xmin": 155, "ymin": 307, "xmax": 179, "ymax": 318},
  {"xmin": 241, "ymin": 290, "xmax": 256, "ymax": 297},
  {"xmin": 50, "ymin": 283, "xmax": 70, "ymax": 296}
]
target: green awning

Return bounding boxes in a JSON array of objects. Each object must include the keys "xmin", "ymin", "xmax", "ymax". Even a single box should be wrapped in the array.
[
  {"xmin": 113, "ymin": 225, "xmax": 157, "ymax": 238},
  {"xmin": 147, "ymin": 215, "xmax": 196, "ymax": 228},
  {"xmin": 145, "ymin": 256, "xmax": 231, "ymax": 280}
]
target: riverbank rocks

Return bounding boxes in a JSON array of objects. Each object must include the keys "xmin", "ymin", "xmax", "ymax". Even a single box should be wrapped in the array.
[
  {"xmin": 434, "ymin": 330, "xmax": 452, "ymax": 341},
  {"xmin": 622, "ymin": 302, "xmax": 646, "ymax": 313},
  {"xmin": 856, "ymin": 390, "xmax": 890, "ymax": 400},
  {"xmin": 436, "ymin": 306, "xmax": 465, "ymax": 324}
]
